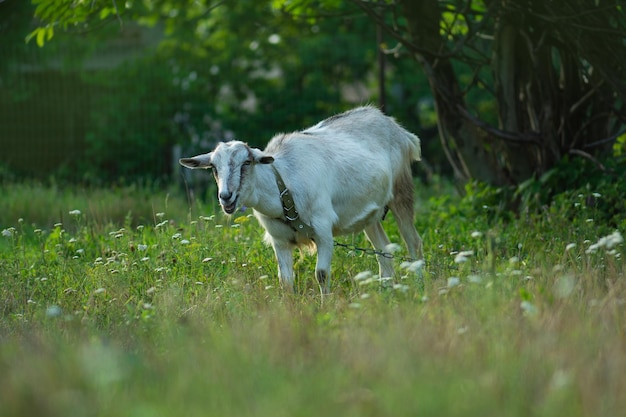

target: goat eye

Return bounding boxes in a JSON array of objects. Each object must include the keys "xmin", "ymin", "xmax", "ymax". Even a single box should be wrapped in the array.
[{"xmin": 243, "ymin": 160, "xmax": 251, "ymax": 166}]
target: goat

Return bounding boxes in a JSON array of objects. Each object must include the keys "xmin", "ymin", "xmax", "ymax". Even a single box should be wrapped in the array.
[{"xmin": 179, "ymin": 106, "xmax": 423, "ymax": 294}]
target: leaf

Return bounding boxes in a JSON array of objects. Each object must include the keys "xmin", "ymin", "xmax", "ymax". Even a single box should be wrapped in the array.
[
  {"xmin": 100, "ymin": 7, "xmax": 112, "ymax": 20},
  {"xmin": 36, "ymin": 28, "xmax": 47, "ymax": 47}
]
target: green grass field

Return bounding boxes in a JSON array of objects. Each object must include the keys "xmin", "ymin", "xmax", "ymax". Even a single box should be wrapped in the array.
[{"xmin": 0, "ymin": 180, "xmax": 624, "ymax": 417}]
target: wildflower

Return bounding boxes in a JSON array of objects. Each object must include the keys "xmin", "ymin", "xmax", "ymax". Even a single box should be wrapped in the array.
[
  {"xmin": 76, "ymin": 249, "xmax": 85, "ymax": 255},
  {"xmin": 2, "ymin": 228, "xmax": 14, "ymax": 237},
  {"xmin": 565, "ymin": 243, "xmax": 576, "ymax": 251},
  {"xmin": 468, "ymin": 275, "xmax": 482, "ymax": 284},
  {"xmin": 180, "ymin": 239, "xmax": 190, "ymax": 245},
  {"xmin": 136, "ymin": 225, "xmax": 145, "ymax": 231},
  {"xmin": 94, "ymin": 288, "xmax": 106, "ymax": 294},
  {"xmin": 471, "ymin": 231, "xmax": 482, "ymax": 238},
  {"xmin": 520, "ymin": 300, "xmax": 538, "ymax": 317},
  {"xmin": 592, "ymin": 192, "xmax": 602, "ymax": 198},
  {"xmin": 354, "ymin": 271, "xmax": 373, "ymax": 281},
  {"xmin": 586, "ymin": 230, "xmax": 624, "ymax": 253},
  {"xmin": 392, "ymin": 284, "xmax": 409, "ymax": 293},
  {"xmin": 348, "ymin": 302, "xmax": 362, "ymax": 309},
  {"xmin": 156, "ymin": 212, "xmax": 165, "ymax": 219},
  {"xmin": 553, "ymin": 275, "xmax": 575, "ymax": 299},
  {"xmin": 69, "ymin": 209, "xmax": 81, "ymax": 216},
  {"xmin": 172, "ymin": 233, "xmax": 182, "ymax": 239},
  {"xmin": 384, "ymin": 243, "xmax": 402, "ymax": 254},
  {"xmin": 137, "ymin": 244, "xmax": 148, "ymax": 251},
  {"xmin": 46, "ymin": 305, "xmax": 62, "ymax": 318},
  {"xmin": 360, "ymin": 293, "xmax": 371, "ymax": 299},
  {"xmin": 401, "ymin": 260, "xmax": 424, "ymax": 273},
  {"xmin": 454, "ymin": 250, "xmax": 474, "ymax": 263},
  {"xmin": 202, "ymin": 257, "xmax": 213, "ymax": 263},
  {"xmin": 141, "ymin": 257, "xmax": 150, "ymax": 262},
  {"xmin": 447, "ymin": 277, "xmax": 460, "ymax": 288}
]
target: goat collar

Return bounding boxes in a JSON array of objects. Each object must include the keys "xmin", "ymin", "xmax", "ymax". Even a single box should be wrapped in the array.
[{"xmin": 271, "ymin": 165, "xmax": 315, "ymax": 239}]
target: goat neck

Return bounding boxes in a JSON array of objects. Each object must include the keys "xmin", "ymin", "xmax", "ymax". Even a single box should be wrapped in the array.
[{"xmin": 241, "ymin": 162, "xmax": 284, "ymax": 219}]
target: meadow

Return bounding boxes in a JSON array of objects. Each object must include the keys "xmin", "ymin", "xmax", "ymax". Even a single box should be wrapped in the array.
[{"xmin": 0, "ymin": 179, "xmax": 624, "ymax": 417}]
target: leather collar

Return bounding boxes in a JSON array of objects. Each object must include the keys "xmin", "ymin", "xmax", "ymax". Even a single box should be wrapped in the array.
[{"xmin": 271, "ymin": 165, "xmax": 315, "ymax": 239}]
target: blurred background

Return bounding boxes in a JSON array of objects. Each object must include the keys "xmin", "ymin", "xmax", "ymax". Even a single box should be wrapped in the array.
[
  {"xmin": 1, "ymin": 0, "xmax": 625, "ymax": 195},
  {"xmin": 1, "ymin": 1, "xmax": 442, "ymax": 187}
]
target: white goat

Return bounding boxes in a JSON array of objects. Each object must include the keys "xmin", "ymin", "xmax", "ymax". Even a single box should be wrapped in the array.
[{"xmin": 180, "ymin": 106, "xmax": 423, "ymax": 293}]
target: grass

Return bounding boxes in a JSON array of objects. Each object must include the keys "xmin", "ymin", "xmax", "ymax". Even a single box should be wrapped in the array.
[{"xmin": 0, "ymin": 179, "xmax": 624, "ymax": 417}]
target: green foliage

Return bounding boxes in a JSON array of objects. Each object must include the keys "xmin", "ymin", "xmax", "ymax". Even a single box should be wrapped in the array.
[{"xmin": 81, "ymin": 55, "xmax": 185, "ymax": 183}]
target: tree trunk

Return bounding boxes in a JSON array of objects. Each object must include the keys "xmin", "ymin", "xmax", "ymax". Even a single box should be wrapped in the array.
[{"xmin": 400, "ymin": 0, "xmax": 510, "ymax": 185}]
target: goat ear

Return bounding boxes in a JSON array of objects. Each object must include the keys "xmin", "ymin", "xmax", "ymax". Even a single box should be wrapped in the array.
[
  {"xmin": 250, "ymin": 148, "xmax": 274, "ymax": 164},
  {"xmin": 179, "ymin": 153, "xmax": 213, "ymax": 169}
]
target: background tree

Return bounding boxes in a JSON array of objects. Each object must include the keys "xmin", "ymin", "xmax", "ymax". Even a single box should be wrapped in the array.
[
  {"xmin": 346, "ymin": 0, "xmax": 626, "ymax": 185},
  {"xmin": 27, "ymin": 0, "xmax": 625, "ymax": 187}
]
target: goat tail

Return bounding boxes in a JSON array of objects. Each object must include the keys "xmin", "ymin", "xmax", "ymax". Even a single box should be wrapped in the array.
[{"xmin": 406, "ymin": 131, "xmax": 422, "ymax": 162}]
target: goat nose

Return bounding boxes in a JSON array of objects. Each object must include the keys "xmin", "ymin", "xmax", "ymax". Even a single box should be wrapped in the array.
[{"xmin": 219, "ymin": 191, "xmax": 233, "ymax": 201}]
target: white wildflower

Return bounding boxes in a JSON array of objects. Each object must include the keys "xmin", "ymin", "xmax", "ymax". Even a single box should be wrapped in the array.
[
  {"xmin": 46, "ymin": 305, "xmax": 62, "ymax": 318},
  {"xmin": 202, "ymin": 257, "xmax": 213, "ymax": 263},
  {"xmin": 468, "ymin": 275, "xmax": 482, "ymax": 284},
  {"xmin": 454, "ymin": 250, "xmax": 474, "ymax": 263},
  {"xmin": 156, "ymin": 212, "xmax": 165, "ymax": 219},
  {"xmin": 137, "ymin": 244, "xmax": 148, "ymax": 251},
  {"xmin": 401, "ymin": 260, "xmax": 424, "ymax": 273},
  {"xmin": 520, "ymin": 300, "xmax": 538, "ymax": 317},
  {"xmin": 69, "ymin": 209, "xmax": 81, "ymax": 216},
  {"xmin": 354, "ymin": 271, "xmax": 373, "ymax": 281},
  {"xmin": 180, "ymin": 239, "xmax": 190, "ymax": 245},
  {"xmin": 392, "ymin": 284, "xmax": 409, "ymax": 293},
  {"xmin": 384, "ymin": 243, "xmax": 402, "ymax": 254},
  {"xmin": 586, "ymin": 230, "xmax": 624, "ymax": 254},
  {"xmin": 2, "ymin": 228, "xmax": 14, "ymax": 237},
  {"xmin": 172, "ymin": 233, "xmax": 182, "ymax": 240},
  {"xmin": 565, "ymin": 243, "xmax": 576, "ymax": 251},
  {"xmin": 447, "ymin": 277, "xmax": 460, "ymax": 288},
  {"xmin": 471, "ymin": 231, "xmax": 482, "ymax": 238}
]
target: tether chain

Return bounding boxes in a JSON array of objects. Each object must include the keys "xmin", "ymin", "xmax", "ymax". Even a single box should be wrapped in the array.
[{"xmin": 333, "ymin": 241, "xmax": 419, "ymax": 263}]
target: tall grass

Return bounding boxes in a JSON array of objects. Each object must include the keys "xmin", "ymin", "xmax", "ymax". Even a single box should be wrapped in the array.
[{"xmin": 0, "ymin": 179, "xmax": 624, "ymax": 417}]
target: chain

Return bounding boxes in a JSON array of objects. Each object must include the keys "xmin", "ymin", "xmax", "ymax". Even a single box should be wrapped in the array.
[{"xmin": 333, "ymin": 240, "xmax": 419, "ymax": 263}]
